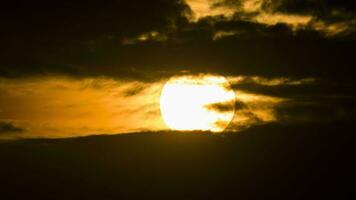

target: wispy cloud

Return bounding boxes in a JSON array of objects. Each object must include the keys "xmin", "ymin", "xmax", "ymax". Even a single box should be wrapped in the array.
[
  {"xmin": 185, "ymin": 0, "xmax": 355, "ymax": 38},
  {"xmin": 0, "ymin": 77, "xmax": 167, "ymax": 138},
  {"xmin": 0, "ymin": 121, "xmax": 24, "ymax": 134},
  {"xmin": 1, "ymin": 74, "xmax": 354, "ymax": 138},
  {"xmin": 122, "ymin": 31, "xmax": 168, "ymax": 45},
  {"xmin": 228, "ymin": 76, "xmax": 316, "ymax": 86}
]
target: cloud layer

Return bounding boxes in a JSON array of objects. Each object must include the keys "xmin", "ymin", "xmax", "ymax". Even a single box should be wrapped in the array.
[
  {"xmin": 0, "ymin": 122, "xmax": 24, "ymax": 134},
  {"xmin": 0, "ymin": 74, "xmax": 354, "ymax": 138},
  {"xmin": 0, "ymin": 0, "xmax": 355, "ymax": 81}
]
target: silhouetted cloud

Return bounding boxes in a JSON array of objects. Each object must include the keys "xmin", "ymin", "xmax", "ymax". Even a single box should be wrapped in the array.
[
  {"xmin": 1, "ymin": 122, "xmax": 353, "ymax": 198},
  {"xmin": 206, "ymin": 75, "xmax": 356, "ymax": 130},
  {"xmin": 122, "ymin": 83, "xmax": 147, "ymax": 97},
  {"xmin": 0, "ymin": 122, "xmax": 24, "ymax": 134},
  {"xmin": 275, "ymin": 96, "xmax": 356, "ymax": 123},
  {"xmin": 0, "ymin": 0, "xmax": 355, "ymax": 82},
  {"xmin": 205, "ymin": 100, "xmax": 235, "ymax": 113},
  {"xmin": 0, "ymin": 0, "xmax": 190, "ymax": 79}
]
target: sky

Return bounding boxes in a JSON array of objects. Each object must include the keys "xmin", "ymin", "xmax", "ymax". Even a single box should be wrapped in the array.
[{"xmin": 1, "ymin": 0, "xmax": 356, "ymax": 138}]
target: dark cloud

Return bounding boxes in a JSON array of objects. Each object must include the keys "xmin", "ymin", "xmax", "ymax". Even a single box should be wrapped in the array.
[
  {"xmin": 0, "ymin": 124, "xmax": 354, "ymax": 198},
  {"xmin": 205, "ymin": 99, "xmax": 266, "ymax": 131},
  {"xmin": 122, "ymin": 84, "xmax": 146, "ymax": 97},
  {"xmin": 232, "ymin": 78, "xmax": 356, "ymax": 99},
  {"xmin": 0, "ymin": 0, "xmax": 355, "ymax": 83},
  {"xmin": 212, "ymin": 0, "xmax": 243, "ymax": 6},
  {"xmin": 213, "ymin": 119, "xmax": 232, "ymax": 130},
  {"xmin": 205, "ymin": 100, "xmax": 235, "ymax": 113},
  {"xmin": 0, "ymin": 0, "xmax": 190, "ymax": 79},
  {"xmin": 230, "ymin": 77, "xmax": 356, "ymax": 124},
  {"xmin": 263, "ymin": 0, "xmax": 356, "ymax": 35},
  {"xmin": 0, "ymin": 122, "xmax": 24, "ymax": 134},
  {"xmin": 268, "ymin": 0, "xmax": 356, "ymax": 15},
  {"xmin": 275, "ymin": 96, "xmax": 356, "ymax": 123}
]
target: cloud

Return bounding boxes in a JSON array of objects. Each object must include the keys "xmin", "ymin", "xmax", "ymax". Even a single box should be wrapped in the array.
[
  {"xmin": 274, "ymin": 96, "xmax": 356, "ymax": 123},
  {"xmin": 0, "ymin": 0, "xmax": 355, "ymax": 82},
  {"xmin": 203, "ymin": 86, "xmax": 286, "ymax": 131},
  {"xmin": 0, "ymin": 77, "xmax": 166, "ymax": 138},
  {"xmin": 185, "ymin": 0, "xmax": 236, "ymax": 20},
  {"xmin": 186, "ymin": 0, "xmax": 355, "ymax": 38},
  {"xmin": 1, "ymin": 73, "xmax": 355, "ymax": 138},
  {"xmin": 232, "ymin": 79, "xmax": 356, "ymax": 128},
  {"xmin": 0, "ymin": 0, "xmax": 190, "ymax": 79},
  {"xmin": 1, "ymin": 122, "xmax": 354, "ymax": 198},
  {"xmin": 0, "ymin": 122, "xmax": 24, "ymax": 135},
  {"xmin": 122, "ymin": 82, "xmax": 147, "ymax": 97},
  {"xmin": 186, "ymin": 0, "xmax": 313, "ymax": 27},
  {"xmin": 205, "ymin": 100, "xmax": 236, "ymax": 113},
  {"xmin": 206, "ymin": 74, "xmax": 356, "ymax": 131},
  {"xmin": 259, "ymin": 0, "xmax": 356, "ymax": 36},
  {"xmin": 122, "ymin": 31, "xmax": 168, "ymax": 45},
  {"xmin": 228, "ymin": 76, "xmax": 316, "ymax": 86}
]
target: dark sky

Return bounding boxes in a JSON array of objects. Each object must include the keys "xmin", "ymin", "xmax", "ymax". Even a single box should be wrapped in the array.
[{"xmin": 1, "ymin": 0, "xmax": 355, "ymax": 80}]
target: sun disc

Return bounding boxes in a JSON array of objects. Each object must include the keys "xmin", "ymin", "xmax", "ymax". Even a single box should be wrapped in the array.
[{"xmin": 160, "ymin": 74, "xmax": 235, "ymax": 132}]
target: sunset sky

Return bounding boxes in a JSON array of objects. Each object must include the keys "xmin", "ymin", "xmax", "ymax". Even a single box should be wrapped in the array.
[
  {"xmin": 1, "ymin": 1, "xmax": 355, "ymax": 199},
  {"xmin": 1, "ymin": 0, "xmax": 355, "ymax": 138}
]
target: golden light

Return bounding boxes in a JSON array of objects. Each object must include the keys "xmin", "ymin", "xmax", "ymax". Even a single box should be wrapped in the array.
[{"xmin": 160, "ymin": 74, "xmax": 236, "ymax": 132}]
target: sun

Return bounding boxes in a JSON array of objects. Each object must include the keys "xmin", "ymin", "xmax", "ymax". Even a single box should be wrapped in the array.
[{"xmin": 160, "ymin": 74, "xmax": 236, "ymax": 132}]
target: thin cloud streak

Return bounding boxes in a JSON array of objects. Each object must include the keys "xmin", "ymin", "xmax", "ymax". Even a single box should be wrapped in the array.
[
  {"xmin": 0, "ymin": 77, "xmax": 167, "ymax": 138},
  {"xmin": 185, "ymin": 0, "xmax": 355, "ymax": 37}
]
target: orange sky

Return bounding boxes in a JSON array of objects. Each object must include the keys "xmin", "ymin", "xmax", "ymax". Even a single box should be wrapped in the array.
[{"xmin": 0, "ymin": 75, "xmax": 315, "ymax": 139}]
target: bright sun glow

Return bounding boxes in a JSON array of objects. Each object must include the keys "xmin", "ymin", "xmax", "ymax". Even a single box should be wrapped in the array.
[{"xmin": 160, "ymin": 74, "xmax": 236, "ymax": 132}]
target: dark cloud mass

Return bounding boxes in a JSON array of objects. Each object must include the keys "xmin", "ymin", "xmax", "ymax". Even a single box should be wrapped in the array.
[
  {"xmin": 269, "ymin": 0, "xmax": 356, "ymax": 14},
  {"xmin": 0, "ymin": 0, "xmax": 355, "ymax": 81},
  {"xmin": 265, "ymin": 0, "xmax": 356, "ymax": 33},
  {"xmin": 0, "ymin": 122, "xmax": 24, "ymax": 134},
  {"xmin": 205, "ymin": 100, "xmax": 235, "ymax": 113},
  {"xmin": 231, "ymin": 77, "xmax": 356, "ymax": 124},
  {"xmin": 0, "ymin": 0, "xmax": 191, "ymax": 79},
  {"xmin": 1, "ymin": 123, "xmax": 354, "ymax": 199}
]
